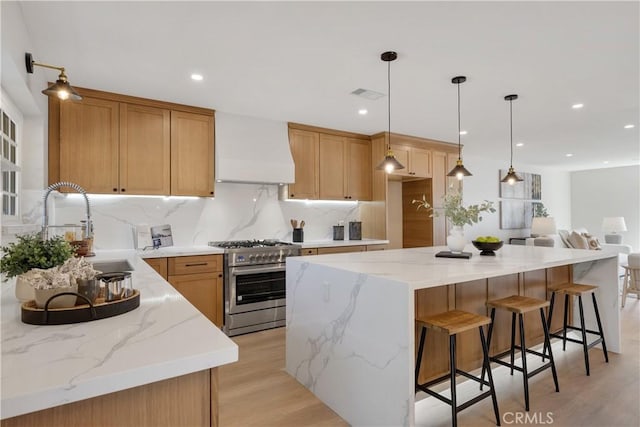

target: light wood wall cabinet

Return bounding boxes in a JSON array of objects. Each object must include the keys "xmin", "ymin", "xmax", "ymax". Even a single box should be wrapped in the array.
[
  {"xmin": 389, "ymin": 144, "xmax": 432, "ymax": 179},
  {"xmin": 319, "ymin": 135, "xmax": 372, "ymax": 200},
  {"xmin": 289, "ymin": 123, "xmax": 372, "ymax": 201},
  {"xmin": 288, "ymin": 128, "xmax": 319, "ymax": 199},
  {"xmin": 167, "ymin": 255, "xmax": 224, "ymax": 328},
  {"xmin": 49, "ymin": 86, "xmax": 215, "ymax": 197}
]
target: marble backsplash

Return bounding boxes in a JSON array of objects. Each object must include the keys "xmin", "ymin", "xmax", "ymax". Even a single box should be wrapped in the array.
[{"xmin": 15, "ymin": 183, "xmax": 362, "ymax": 249}]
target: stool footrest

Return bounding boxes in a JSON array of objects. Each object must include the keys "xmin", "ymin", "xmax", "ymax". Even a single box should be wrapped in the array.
[
  {"xmin": 561, "ymin": 325, "xmax": 603, "ymax": 335},
  {"xmin": 416, "ymin": 369, "xmax": 495, "ymax": 413}
]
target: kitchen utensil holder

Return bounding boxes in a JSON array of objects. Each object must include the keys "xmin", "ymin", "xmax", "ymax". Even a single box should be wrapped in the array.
[
  {"xmin": 349, "ymin": 221, "xmax": 362, "ymax": 240},
  {"xmin": 333, "ymin": 225, "xmax": 344, "ymax": 240},
  {"xmin": 293, "ymin": 228, "xmax": 304, "ymax": 243},
  {"xmin": 21, "ymin": 289, "xmax": 140, "ymax": 325}
]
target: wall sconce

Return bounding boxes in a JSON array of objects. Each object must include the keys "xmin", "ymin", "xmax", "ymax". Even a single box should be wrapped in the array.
[{"xmin": 25, "ymin": 52, "xmax": 82, "ymax": 101}]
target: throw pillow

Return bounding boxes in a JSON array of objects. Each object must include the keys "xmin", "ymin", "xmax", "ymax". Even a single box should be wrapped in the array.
[
  {"xmin": 582, "ymin": 233, "xmax": 602, "ymax": 250},
  {"xmin": 558, "ymin": 230, "xmax": 571, "ymax": 248},
  {"xmin": 568, "ymin": 231, "xmax": 589, "ymax": 249}
]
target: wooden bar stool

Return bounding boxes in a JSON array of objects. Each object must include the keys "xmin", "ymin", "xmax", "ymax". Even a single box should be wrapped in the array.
[
  {"xmin": 481, "ymin": 296, "xmax": 559, "ymax": 412},
  {"xmin": 622, "ymin": 254, "xmax": 640, "ymax": 307},
  {"xmin": 415, "ymin": 310, "xmax": 501, "ymax": 427},
  {"xmin": 545, "ymin": 283, "xmax": 609, "ymax": 376}
]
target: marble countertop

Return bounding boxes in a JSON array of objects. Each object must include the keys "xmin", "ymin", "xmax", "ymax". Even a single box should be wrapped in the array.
[
  {"xmin": 136, "ymin": 245, "xmax": 224, "ymax": 258},
  {"xmin": 294, "ymin": 239, "xmax": 389, "ymax": 249},
  {"xmin": 1, "ymin": 249, "xmax": 238, "ymax": 419},
  {"xmin": 286, "ymin": 244, "xmax": 617, "ymax": 291}
]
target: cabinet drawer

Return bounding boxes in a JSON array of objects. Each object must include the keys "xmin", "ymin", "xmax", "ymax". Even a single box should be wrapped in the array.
[
  {"xmin": 366, "ymin": 244, "xmax": 387, "ymax": 251},
  {"xmin": 317, "ymin": 245, "xmax": 366, "ymax": 255},
  {"xmin": 301, "ymin": 248, "xmax": 318, "ymax": 256},
  {"xmin": 168, "ymin": 255, "xmax": 222, "ymax": 275}
]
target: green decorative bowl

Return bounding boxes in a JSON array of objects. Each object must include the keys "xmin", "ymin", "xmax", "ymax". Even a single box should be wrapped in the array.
[{"xmin": 472, "ymin": 240, "xmax": 504, "ymax": 256}]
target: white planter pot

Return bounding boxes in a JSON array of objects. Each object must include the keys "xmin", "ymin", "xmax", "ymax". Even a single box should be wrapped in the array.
[
  {"xmin": 447, "ymin": 226, "xmax": 466, "ymax": 253},
  {"xmin": 15, "ymin": 274, "xmax": 35, "ymax": 302}
]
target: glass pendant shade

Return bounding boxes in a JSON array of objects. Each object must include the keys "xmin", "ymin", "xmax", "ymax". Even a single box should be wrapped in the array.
[
  {"xmin": 502, "ymin": 94, "xmax": 520, "ymax": 185},
  {"xmin": 446, "ymin": 159, "xmax": 472, "ymax": 180},
  {"xmin": 42, "ymin": 76, "xmax": 82, "ymax": 101},
  {"xmin": 501, "ymin": 166, "xmax": 523, "ymax": 185},
  {"xmin": 376, "ymin": 51, "xmax": 405, "ymax": 173},
  {"xmin": 376, "ymin": 148, "xmax": 405, "ymax": 173},
  {"xmin": 447, "ymin": 75, "xmax": 472, "ymax": 179}
]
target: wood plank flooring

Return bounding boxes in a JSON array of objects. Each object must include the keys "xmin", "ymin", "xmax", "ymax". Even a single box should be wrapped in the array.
[{"xmin": 219, "ymin": 298, "xmax": 640, "ymax": 426}]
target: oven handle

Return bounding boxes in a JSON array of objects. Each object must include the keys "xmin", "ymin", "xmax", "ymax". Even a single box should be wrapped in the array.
[{"xmin": 229, "ymin": 263, "xmax": 286, "ymax": 277}]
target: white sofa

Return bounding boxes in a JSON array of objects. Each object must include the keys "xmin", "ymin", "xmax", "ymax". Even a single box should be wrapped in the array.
[{"xmin": 526, "ymin": 228, "xmax": 632, "ymax": 275}]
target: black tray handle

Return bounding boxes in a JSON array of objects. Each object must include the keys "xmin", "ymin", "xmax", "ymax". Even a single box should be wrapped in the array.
[{"xmin": 44, "ymin": 292, "xmax": 97, "ymax": 324}]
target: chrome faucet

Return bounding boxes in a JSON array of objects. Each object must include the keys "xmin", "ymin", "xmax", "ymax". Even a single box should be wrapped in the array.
[{"xmin": 43, "ymin": 181, "xmax": 93, "ymax": 239}]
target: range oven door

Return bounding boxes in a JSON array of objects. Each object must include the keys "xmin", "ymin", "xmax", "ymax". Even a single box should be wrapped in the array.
[{"xmin": 227, "ymin": 263, "xmax": 286, "ymax": 315}]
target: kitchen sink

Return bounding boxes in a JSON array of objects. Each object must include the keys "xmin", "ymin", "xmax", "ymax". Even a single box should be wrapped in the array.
[{"xmin": 90, "ymin": 259, "xmax": 134, "ymax": 273}]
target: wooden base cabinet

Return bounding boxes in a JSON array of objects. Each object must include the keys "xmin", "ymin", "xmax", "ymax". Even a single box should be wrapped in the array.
[{"xmin": 2, "ymin": 369, "xmax": 219, "ymax": 427}]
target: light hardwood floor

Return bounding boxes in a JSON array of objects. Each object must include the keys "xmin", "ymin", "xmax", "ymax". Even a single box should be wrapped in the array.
[{"xmin": 219, "ymin": 298, "xmax": 640, "ymax": 426}]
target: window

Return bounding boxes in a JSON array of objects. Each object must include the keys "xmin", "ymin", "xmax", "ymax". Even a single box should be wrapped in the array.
[{"xmin": 1, "ymin": 91, "xmax": 21, "ymax": 219}]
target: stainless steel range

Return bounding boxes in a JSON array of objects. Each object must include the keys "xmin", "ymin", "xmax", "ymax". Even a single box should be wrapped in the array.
[{"xmin": 208, "ymin": 240, "xmax": 301, "ymax": 336}]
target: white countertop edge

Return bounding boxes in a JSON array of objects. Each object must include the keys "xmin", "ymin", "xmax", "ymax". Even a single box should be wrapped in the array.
[
  {"xmin": 2, "ymin": 345, "xmax": 238, "ymax": 419},
  {"xmin": 296, "ymin": 239, "xmax": 389, "ymax": 248},
  {"xmin": 136, "ymin": 246, "xmax": 225, "ymax": 258}
]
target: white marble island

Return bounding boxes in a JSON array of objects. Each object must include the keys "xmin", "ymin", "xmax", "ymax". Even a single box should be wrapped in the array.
[
  {"xmin": 1, "ymin": 250, "xmax": 238, "ymax": 426},
  {"xmin": 286, "ymin": 244, "xmax": 619, "ymax": 426}
]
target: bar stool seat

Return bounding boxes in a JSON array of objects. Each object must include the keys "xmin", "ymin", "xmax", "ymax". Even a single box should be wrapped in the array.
[
  {"xmin": 416, "ymin": 310, "xmax": 501, "ymax": 427},
  {"xmin": 482, "ymin": 295, "xmax": 559, "ymax": 412},
  {"xmin": 545, "ymin": 282, "xmax": 608, "ymax": 376}
]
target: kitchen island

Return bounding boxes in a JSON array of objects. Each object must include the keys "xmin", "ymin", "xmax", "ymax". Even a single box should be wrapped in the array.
[
  {"xmin": 1, "ymin": 250, "xmax": 237, "ymax": 426},
  {"xmin": 286, "ymin": 244, "xmax": 619, "ymax": 426}
]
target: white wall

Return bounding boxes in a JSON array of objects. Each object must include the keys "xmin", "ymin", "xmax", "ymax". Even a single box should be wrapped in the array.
[{"xmin": 571, "ymin": 165, "xmax": 640, "ymax": 252}]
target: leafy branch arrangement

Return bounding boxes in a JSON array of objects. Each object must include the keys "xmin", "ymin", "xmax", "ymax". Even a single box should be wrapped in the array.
[
  {"xmin": 0, "ymin": 233, "xmax": 74, "ymax": 281},
  {"xmin": 412, "ymin": 191, "xmax": 496, "ymax": 227}
]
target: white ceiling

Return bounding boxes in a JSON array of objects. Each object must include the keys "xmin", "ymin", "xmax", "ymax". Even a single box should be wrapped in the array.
[{"xmin": 17, "ymin": 1, "xmax": 640, "ymax": 171}]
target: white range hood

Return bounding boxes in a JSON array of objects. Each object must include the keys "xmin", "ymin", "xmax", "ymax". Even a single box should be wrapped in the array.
[{"xmin": 215, "ymin": 112, "xmax": 295, "ymax": 184}]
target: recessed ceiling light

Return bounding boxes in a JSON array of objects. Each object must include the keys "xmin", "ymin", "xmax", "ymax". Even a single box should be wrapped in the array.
[
  {"xmin": 566, "ymin": 153, "xmax": 574, "ymax": 157},
  {"xmin": 516, "ymin": 142, "xmax": 524, "ymax": 147},
  {"xmin": 191, "ymin": 73, "xmax": 203, "ymax": 81},
  {"xmin": 571, "ymin": 103, "xmax": 584, "ymax": 109},
  {"xmin": 624, "ymin": 124, "xmax": 635, "ymax": 129},
  {"xmin": 603, "ymin": 160, "xmax": 609, "ymax": 164},
  {"xmin": 459, "ymin": 130, "xmax": 468, "ymax": 135},
  {"xmin": 358, "ymin": 109, "xmax": 368, "ymax": 115}
]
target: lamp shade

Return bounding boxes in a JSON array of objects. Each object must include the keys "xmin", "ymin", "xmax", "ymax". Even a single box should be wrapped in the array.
[
  {"xmin": 531, "ymin": 217, "xmax": 557, "ymax": 236},
  {"xmin": 601, "ymin": 217, "xmax": 627, "ymax": 233}
]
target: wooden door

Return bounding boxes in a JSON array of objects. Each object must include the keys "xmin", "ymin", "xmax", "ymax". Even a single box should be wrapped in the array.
[
  {"xmin": 388, "ymin": 144, "xmax": 411, "ymax": 177},
  {"xmin": 402, "ymin": 179, "xmax": 433, "ymax": 248},
  {"xmin": 410, "ymin": 147, "xmax": 432, "ymax": 178},
  {"xmin": 170, "ymin": 111, "xmax": 215, "ymax": 196},
  {"xmin": 345, "ymin": 138, "xmax": 372, "ymax": 201},
  {"xmin": 168, "ymin": 272, "xmax": 223, "ymax": 327},
  {"xmin": 120, "ymin": 104, "xmax": 170, "ymax": 195},
  {"xmin": 59, "ymin": 97, "xmax": 119, "ymax": 193},
  {"xmin": 288, "ymin": 129, "xmax": 319, "ymax": 199},
  {"xmin": 319, "ymin": 134, "xmax": 345, "ymax": 200}
]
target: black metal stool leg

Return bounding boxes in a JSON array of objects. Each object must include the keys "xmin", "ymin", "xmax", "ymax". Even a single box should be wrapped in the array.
[
  {"xmin": 562, "ymin": 294, "xmax": 569, "ymax": 351},
  {"xmin": 540, "ymin": 308, "xmax": 559, "ymax": 392},
  {"xmin": 510, "ymin": 312, "xmax": 516, "ymax": 376},
  {"xmin": 450, "ymin": 334, "xmax": 458, "ymax": 427},
  {"xmin": 543, "ymin": 291, "xmax": 556, "ymax": 361},
  {"xmin": 479, "ymin": 326, "xmax": 501, "ymax": 426},
  {"xmin": 578, "ymin": 295, "xmax": 590, "ymax": 376},
  {"xmin": 518, "ymin": 313, "xmax": 530, "ymax": 411},
  {"xmin": 592, "ymin": 292, "xmax": 609, "ymax": 363},
  {"xmin": 480, "ymin": 308, "xmax": 496, "ymax": 391},
  {"xmin": 415, "ymin": 325, "xmax": 427, "ymax": 390}
]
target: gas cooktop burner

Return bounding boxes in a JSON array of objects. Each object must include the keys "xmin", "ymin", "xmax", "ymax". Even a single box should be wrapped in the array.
[{"xmin": 208, "ymin": 239, "xmax": 294, "ymax": 249}]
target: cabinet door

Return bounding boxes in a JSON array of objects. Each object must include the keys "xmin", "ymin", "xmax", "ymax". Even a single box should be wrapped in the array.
[
  {"xmin": 288, "ymin": 129, "xmax": 319, "ymax": 199},
  {"xmin": 120, "ymin": 104, "xmax": 170, "ymax": 195},
  {"xmin": 317, "ymin": 245, "xmax": 366, "ymax": 254},
  {"xmin": 319, "ymin": 134, "xmax": 346, "ymax": 200},
  {"xmin": 389, "ymin": 144, "xmax": 411, "ymax": 177},
  {"xmin": 346, "ymin": 138, "xmax": 372, "ymax": 201},
  {"xmin": 410, "ymin": 147, "xmax": 432, "ymax": 178},
  {"xmin": 144, "ymin": 257, "xmax": 168, "ymax": 280},
  {"xmin": 170, "ymin": 111, "xmax": 215, "ymax": 197},
  {"xmin": 168, "ymin": 272, "xmax": 223, "ymax": 327},
  {"xmin": 59, "ymin": 97, "xmax": 119, "ymax": 194}
]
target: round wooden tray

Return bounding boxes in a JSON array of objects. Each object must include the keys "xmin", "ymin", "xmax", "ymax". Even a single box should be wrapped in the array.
[{"xmin": 21, "ymin": 290, "xmax": 140, "ymax": 325}]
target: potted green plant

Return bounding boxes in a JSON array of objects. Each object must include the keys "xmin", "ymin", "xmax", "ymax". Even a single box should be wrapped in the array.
[
  {"xmin": 413, "ymin": 190, "xmax": 495, "ymax": 252},
  {"xmin": 1, "ymin": 233, "xmax": 74, "ymax": 301}
]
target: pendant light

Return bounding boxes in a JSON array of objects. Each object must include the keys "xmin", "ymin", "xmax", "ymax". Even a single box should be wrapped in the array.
[
  {"xmin": 447, "ymin": 76, "xmax": 472, "ymax": 180},
  {"xmin": 375, "ymin": 51, "xmax": 405, "ymax": 173},
  {"xmin": 25, "ymin": 52, "xmax": 82, "ymax": 101},
  {"xmin": 501, "ymin": 94, "xmax": 523, "ymax": 185}
]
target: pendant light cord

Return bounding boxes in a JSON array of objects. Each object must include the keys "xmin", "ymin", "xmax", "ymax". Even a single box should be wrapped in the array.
[
  {"xmin": 387, "ymin": 60, "xmax": 391, "ymax": 149},
  {"xmin": 509, "ymin": 98, "xmax": 513, "ymax": 167},
  {"xmin": 457, "ymin": 81, "xmax": 462, "ymax": 160}
]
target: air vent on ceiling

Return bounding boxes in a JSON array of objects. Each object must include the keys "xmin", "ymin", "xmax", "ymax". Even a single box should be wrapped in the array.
[{"xmin": 351, "ymin": 88, "xmax": 385, "ymax": 100}]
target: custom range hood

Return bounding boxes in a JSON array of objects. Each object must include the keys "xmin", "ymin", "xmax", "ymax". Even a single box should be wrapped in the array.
[{"xmin": 215, "ymin": 112, "xmax": 295, "ymax": 184}]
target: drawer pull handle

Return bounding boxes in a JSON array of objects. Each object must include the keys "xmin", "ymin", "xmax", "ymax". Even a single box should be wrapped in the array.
[{"xmin": 185, "ymin": 262, "xmax": 208, "ymax": 267}]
